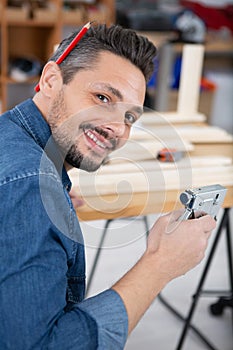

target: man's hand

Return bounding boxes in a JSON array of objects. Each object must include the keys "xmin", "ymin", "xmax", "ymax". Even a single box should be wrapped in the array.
[
  {"xmin": 146, "ymin": 210, "xmax": 216, "ymax": 280},
  {"xmin": 112, "ymin": 210, "xmax": 216, "ymax": 334},
  {"xmin": 69, "ymin": 188, "xmax": 84, "ymax": 209}
]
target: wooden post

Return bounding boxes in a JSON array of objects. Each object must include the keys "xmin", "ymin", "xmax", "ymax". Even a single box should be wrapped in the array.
[{"xmin": 177, "ymin": 44, "xmax": 204, "ymax": 116}]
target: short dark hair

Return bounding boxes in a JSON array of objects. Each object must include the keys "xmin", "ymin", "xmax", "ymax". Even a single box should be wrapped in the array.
[{"xmin": 49, "ymin": 24, "xmax": 157, "ymax": 84}]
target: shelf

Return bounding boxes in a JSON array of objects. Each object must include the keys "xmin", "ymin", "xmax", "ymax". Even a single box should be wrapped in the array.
[
  {"xmin": 8, "ymin": 26, "xmax": 58, "ymax": 62},
  {"xmin": 86, "ymin": 5, "xmax": 110, "ymax": 23},
  {"xmin": 5, "ymin": 20, "xmax": 57, "ymax": 27},
  {"xmin": 62, "ymin": 8, "xmax": 85, "ymax": 25},
  {"xmin": 5, "ymin": 2, "xmax": 59, "ymax": 24},
  {"xmin": 61, "ymin": 4, "xmax": 112, "ymax": 25}
]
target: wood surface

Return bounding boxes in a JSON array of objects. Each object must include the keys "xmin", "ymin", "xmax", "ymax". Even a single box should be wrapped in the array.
[{"xmin": 68, "ymin": 96, "xmax": 233, "ymax": 221}]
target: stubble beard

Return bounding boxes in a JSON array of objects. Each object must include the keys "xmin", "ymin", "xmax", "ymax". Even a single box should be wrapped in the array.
[{"xmin": 48, "ymin": 90, "xmax": 107, "ymax": 172}]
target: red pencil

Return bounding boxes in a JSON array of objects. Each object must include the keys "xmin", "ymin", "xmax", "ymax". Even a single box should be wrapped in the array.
[{"xmin": 34, "ymin": 22, "xmax": 91, "ymax": 92}]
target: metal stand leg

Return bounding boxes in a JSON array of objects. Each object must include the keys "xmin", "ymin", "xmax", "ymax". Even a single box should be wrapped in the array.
[
  {"xmin": 86, "ymin": 219, "xmax": 113, "ymax": 296},
  {"xmin": 209, "ymin": 209, "xmax": 233, "ymax": 327},
  {"xmin": 143, "ymin": 215, "xmax": 150, "ymax": 236},
  {"xmin": 158, "ymin": 208, "xmax": 233, "ymax": 350},
  {"xmin": 175, "ymin": 208, "xmax": 232, "ymax": 350},
  {"xmin": 225, "ymin": 210, "xmax": 233, "ymax": 328},
  {"xmin": 86, "ymin": 216, "xmax": 149, "ymax": 297}
]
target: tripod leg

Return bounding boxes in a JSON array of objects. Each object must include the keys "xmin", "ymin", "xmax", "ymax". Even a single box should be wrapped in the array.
[
  {"xmin": 86, "ymin": 219, "xmax": 113, "ymax": 296},
  {"xmin": 176, "ymin": 209, "xmax": 229, "ymax": 350}
]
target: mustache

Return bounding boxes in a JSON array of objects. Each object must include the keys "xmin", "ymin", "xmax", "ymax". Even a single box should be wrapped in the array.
[{"xmin": 80, "ymin": 123, "xmax": 117, "ymax": 149}]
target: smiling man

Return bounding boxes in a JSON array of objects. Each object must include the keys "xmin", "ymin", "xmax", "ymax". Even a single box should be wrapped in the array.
[
  {"xmin": 0, "ymin": 24, "xmax": 216, "ymax": 349},
  {"xmin": 42, "ymin": 49, "xmax": 145, "ymax": 172}
]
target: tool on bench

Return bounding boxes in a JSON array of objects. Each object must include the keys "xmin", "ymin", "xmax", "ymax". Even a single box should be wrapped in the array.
[
  {"xmin": 179, "ymin": 184, "xmax": 227, "ymax": 221},
  {"xmin": 157, "ymin": 148, "xmax": 184, "ymax": 162}
]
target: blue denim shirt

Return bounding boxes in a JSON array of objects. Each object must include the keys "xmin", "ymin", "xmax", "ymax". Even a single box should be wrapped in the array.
[{"xmin": 0, "ymin": 99, "xmax": 128, "ymax": 349}]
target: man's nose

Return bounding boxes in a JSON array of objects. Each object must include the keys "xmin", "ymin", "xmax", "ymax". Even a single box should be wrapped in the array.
[
  {"xmin": 101, "ymin": 121, "xmax": 127, "ymax": 139},
  {"xmin": 99, "ymin": 103, "xmax": 131, "ymax": 138}
]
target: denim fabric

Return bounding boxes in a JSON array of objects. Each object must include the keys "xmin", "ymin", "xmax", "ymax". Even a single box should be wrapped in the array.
[{"xmin": 0, "ymin": 99, "xmax": 128, "ymax": 349}]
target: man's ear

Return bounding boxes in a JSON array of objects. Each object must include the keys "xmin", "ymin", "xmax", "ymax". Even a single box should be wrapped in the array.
[{"xmin": 38, "ymin": 61, "xmax": 63, "ymax": 97}]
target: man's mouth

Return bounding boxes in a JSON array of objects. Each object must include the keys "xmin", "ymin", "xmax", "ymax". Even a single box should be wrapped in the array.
[
  {"xmin": 83, "ymin": 128, "xmax": 115, "ymax": 153},
  {"xmin": 84, "ymin": 129, "xmax": 107, "ymax": 149}
]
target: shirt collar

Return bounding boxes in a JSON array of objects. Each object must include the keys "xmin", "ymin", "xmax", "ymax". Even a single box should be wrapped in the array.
[{"xmin": 11, "ymin": 98, "xmax": 71, "ymax": 191}]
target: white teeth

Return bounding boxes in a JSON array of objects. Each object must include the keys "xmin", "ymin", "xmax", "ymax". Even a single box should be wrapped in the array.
[
  {"xmin": 96, "ymin": 140, "xmax": 106, "ymax": 148},
  {"xmin": 85, "ymin": 130, "xmax": 106, "ymax": 149}
]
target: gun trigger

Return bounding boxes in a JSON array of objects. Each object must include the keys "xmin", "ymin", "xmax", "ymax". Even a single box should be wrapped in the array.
[{"xmin": 190, "ymin": 210, "xmax": 195, "ymax": 219}]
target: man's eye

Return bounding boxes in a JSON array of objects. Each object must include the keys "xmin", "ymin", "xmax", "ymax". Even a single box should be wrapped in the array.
[
  {"xmin": 97, "ymin": 94, "xmax": 109, "ymax": 103},
  {"xmin": 125, "ymin": 112, "xmax": 136, "ymax": 125}
]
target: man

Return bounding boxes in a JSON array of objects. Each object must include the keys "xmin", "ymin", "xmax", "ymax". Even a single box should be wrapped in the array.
[{"xmin": 0, "ymin": 24, "xmax": 216, "ymax": 349}]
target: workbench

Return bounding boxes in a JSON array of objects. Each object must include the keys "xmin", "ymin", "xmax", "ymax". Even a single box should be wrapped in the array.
[{"xmin": 70, "ymin": 114, "xmax": 233, "ymax": 222}]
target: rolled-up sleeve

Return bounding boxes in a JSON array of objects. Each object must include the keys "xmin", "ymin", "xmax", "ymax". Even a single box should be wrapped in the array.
[{"xmin": 48, "ymin": 289, "xmax": 128, "ymax": 350}]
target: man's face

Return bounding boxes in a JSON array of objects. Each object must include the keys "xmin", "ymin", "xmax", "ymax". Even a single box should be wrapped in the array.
[{"xmin": 48, "ymin": 51, "xmax": 146, "ymax": 172}]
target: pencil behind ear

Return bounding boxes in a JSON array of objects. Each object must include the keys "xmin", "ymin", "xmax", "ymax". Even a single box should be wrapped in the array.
[{"xmin": 36, "ymin": 61, "xmax": 63, "ymax": 97}]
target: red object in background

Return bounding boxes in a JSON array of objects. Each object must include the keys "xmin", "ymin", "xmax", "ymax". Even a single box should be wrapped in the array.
[
  {"xmin": 157, "ymin": 148, "xmax": 184, "ymax": 162},
  {"xmin": 180, "ymin": 1, "xmax": 233, "ymax": 33},
  {"xmin": 201, "ymin": 77, "xmax": 216, "ymax": 91}
]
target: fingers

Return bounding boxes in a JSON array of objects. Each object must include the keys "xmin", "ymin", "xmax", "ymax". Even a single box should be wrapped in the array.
[
  {"xmin": 165, "ymin": 209, "xmax": 217, "ymax": 232},
  {"xmin": 69, "ymin": 188, "xmax": 85, "ymax": 208},
  {"xmin": 147, "ymin": 209, "xmax": 217, "ymax": 280},
  {"xmin": 160, "ymin": 210, "xmax": 216, "ymax": 239},
  {"xmin": 196, "ymin": 214, "xmax": 217, "ymax": 232},
  {"xmin": 164, "ymin": 209, "xmax": 185, "ymax": 222},
  {"xmin": 193, "ymin": 210, "xmax": 207, "ymax": 219}
]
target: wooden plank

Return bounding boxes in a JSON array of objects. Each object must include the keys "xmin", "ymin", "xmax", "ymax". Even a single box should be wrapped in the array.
[
  {"xmin": 140, "ymin": 111, "xmax": 207, "ymax": 125},
  {"xmin": 189, "ymin": 143, "xmax": 233, "ymax": 159},
  {"xmin": 107, "ymin": 138, "xmax": 193, "ymax": 162},
  {"xmin": 177, "ymin": 44, "xmax": 204, "ymax": 115},
  {"xmin": 71, "ymin": 165, "xmax": 233, "ymax": 196},
  {"xmin": 132, "ymin": 125, "xmax": 233, "ymax": 143},
  {"xmin": 76, "ymin": 186, "xmax": 233, "ymax": 221},
  {"xmin": 69, "ymin": 156, "xmax": 232, "ymax": 177}
]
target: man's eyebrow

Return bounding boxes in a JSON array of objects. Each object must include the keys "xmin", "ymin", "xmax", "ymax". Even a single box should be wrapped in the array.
[{"xmin": 104, "ymin": 84, "xmax": 123, "ymax": 101}]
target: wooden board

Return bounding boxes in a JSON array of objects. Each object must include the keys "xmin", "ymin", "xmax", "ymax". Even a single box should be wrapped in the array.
[
  {"xmin": 139, "ymin": 111, "xmax": 207, "ymax": 125},
  {"xmin": 69, "ymin": 156, "xmax": 232, "ymax": 176},
  {"xmin": 76, "ymin": 186, "xmax": 233, "ymax": 221},
  {"xmin": 71, "ymin": 164, "xmax": 233, "ymax": 197},
  {"xmin": 131, "ymin": 124, "xmax": 233, "ymax": 143},
  {"xmin": 106, "ymin": 138, "xmax": 193, "ymax": 163},
  {"xmin": 177, "ymin": 44, "xmax": 204, "ymax": 115}
]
